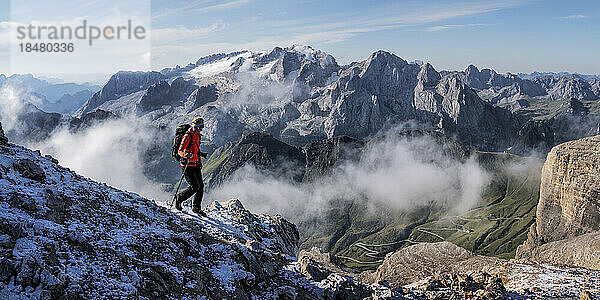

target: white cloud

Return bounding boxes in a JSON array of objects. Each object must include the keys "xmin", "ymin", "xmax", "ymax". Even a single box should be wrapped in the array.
[
  {"xmin": 425, "ymin": 23, "xmax": 490, "ymax": 32},
  {"xmin": 147, "ymin": 0, "xmax": 529, "ymax": 68},
  {"xmin": 207, "ymin": 132, "xmax": 491, "ymax": 220},
  {"xmin": 561, "ymin": 15, "xmax": 589, "ymax": 19},
  {"xmin": 152, "ymin": 23, "xmax": 228, "ymax": 45},
  {"xmin": 153, "ymin": 0, "xmax": 255, "ymax": 20}
]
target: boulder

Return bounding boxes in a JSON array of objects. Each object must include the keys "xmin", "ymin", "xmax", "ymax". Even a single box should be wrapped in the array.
[{"xmin": 13, "ymin": 158, "xmax": 45, "ymax": 182}]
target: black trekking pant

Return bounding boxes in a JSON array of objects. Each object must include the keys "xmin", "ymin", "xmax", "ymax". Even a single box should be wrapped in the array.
[{"xmin": 177, "ymin": 165, "xmax": 204, "ymax": 210}]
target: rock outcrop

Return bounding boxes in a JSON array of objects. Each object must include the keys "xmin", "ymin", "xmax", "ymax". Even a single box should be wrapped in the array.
[
  {"xmin": 137, "ymin": 77, "xmax": 197, "ymax": 113},
  {"xmin": 353, "ymin": 241, "xmax": 600, "ymax": 298},
  {"xmin": 0, "ymin": 122, "xmax": 7, "ymax": 145},
  {"xmin": 204, "ymin": 131, "xmax": 307, "ymax": 187},
  {"xmin": 306, "ymin": 51, "xmax": 520, "ymax": 151},
  {"xmin": 452, "ymin": 65, "xmax": 600, "ymax": 105},
  {"xmin": 516, "ymin": 135, "xmax": 600, "ymax": 269},
  {"xmin": 534, "ymin": 75, "xmax": 598, "ymax": 101},
  {"xmin": 367, "ymin": 242, "xmax": 508, "ymax": 287},
  {"xmin": 456, "ymin": 64, "xmax": 547, "ymax": 103}
]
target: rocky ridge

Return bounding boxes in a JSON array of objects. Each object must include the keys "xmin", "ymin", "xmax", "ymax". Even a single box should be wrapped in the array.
[
  {"xmin": 450, "ymin": 65, "xmax": 600, "ymax": 105},
  {"xmin": 0, "ymin": 122, "xmax": 7, "ymax": 145}
]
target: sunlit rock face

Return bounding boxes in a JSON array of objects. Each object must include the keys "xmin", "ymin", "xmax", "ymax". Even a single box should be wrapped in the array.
[{"xmin": 517, "ymin": 135, "xmax": 600, "ymax": 270}]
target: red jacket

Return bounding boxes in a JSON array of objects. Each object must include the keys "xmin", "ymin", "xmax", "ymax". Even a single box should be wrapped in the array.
[{"xmin": 178, "ymin": 128, "xmax": 202, "ymax": 166}]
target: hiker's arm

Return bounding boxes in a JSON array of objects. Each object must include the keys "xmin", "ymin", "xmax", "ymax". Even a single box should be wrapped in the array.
[{"xmin": 178, "ymin": 134, "xmax": 191, "ymax": 158}]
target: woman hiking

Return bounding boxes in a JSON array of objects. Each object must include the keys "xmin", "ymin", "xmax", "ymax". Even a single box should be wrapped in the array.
[{"xmin": 174, "ymin": 117, "xmax": 208, "ymax": 216}]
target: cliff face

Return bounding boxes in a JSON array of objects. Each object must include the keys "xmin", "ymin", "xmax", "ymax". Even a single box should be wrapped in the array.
[{"xmin": 516, "ymin": 135, "xmax": 600, "ymax": 269}]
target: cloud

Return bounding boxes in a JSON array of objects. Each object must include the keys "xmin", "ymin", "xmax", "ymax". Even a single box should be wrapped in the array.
[
  {"xmin": 153, "ymin": 0, "xmax": 255, "ymax": 20},
  {"xmin": 152, "ymin": 23, "xmax": 229, "ymax": 45},
  {"xmin": 425, "ymin": 23, "xmax": 490, "ymax": 32},
  {"xmin": 561, "ymin": 15, "xmax": 589, "ymax": 19},
  {"xmin": 0, "ymin": 85, "xmax": 169, "ymax": 201},
  {"xmin": 207, "ymin": 132, "xmax": 491, "ymax": 221},
  {"xmin": 148, "ymin": 0, "xmax": 530, "ymax": 69},
  {"xmin": 29, "ymin": 117, "xmax": 170, "ymax": 201}
]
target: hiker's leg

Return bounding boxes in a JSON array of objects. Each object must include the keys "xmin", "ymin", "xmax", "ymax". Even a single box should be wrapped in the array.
[
  {"xmin": 177, "ymin": 166, "xmax": 198, "ymax": 202},
  {"xmin": 192, "ymin": 168, "xmax": 204, "ymax": 210}
]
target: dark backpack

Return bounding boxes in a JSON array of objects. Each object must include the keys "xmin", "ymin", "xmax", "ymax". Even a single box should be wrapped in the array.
[{"xmin": 172, "ymin": 124, "xmax": 192, "ymax": 162}]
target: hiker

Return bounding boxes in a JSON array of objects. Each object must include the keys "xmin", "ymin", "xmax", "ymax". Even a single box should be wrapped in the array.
[{"xmin": 174, "ymin": 117, "xmax": 208, "ymax": 216}]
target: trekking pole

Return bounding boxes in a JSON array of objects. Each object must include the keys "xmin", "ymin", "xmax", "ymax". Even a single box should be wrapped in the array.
[{"xmin": 171, "ymin": 160, "xmax": 189, "ymax": 208}]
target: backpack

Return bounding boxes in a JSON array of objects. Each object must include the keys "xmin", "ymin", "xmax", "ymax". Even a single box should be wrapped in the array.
[{"xmin": 172, "ymin": 124, "xmax": 192, "ymax": 162}]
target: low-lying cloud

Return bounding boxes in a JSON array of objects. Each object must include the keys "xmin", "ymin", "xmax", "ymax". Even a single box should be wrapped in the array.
[
  {"xmin": 31, "ymin": 118, "xmax": 170, "ymax": 201},
  {"xmin": 207, "ymin": 132, "xmax": 490, "ymax": 220},
  {"xmin": 0, "ymin": 84, "xmax": 169, "ymax": 201}
]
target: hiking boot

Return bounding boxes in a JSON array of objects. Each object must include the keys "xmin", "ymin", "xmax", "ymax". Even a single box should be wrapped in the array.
[
  {"xmin": 174, "ymin": 196, "xmax": 183, "ymax": 211},
  {"xmin": 192, "ymin": 207, "xmax": 206, "ymax": 217}
]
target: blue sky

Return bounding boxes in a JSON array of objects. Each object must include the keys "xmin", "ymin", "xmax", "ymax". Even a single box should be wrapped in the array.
[{"xmin": 1, "ymin": 0, "xmax": 599, "ymax": 82}]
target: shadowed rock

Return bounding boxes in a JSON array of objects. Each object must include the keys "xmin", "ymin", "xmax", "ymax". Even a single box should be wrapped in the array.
[
  {"xmin": 13, "ymin": 158, "xmax": 45, "ymax": 183},
  {"xmin": 0, "ymin": 122, "xmax": 7, "ymax": 145}
]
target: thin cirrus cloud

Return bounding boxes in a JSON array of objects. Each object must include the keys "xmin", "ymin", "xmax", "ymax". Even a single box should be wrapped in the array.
[
  {"xmin": 152, "ymin": 22, "xmax": 229, "ymax": 44},
  {"xmin": 152, "ymin": 0, "xmax": 255, "ymax": 20},
  {"xmin": 425, "ymin": 23, "xmax": 490, "ymax": 31},
  {"xmin": 155, "ymin": 0, "xmax": 529, "ymax": 46},
  {"xmin": 560, "ymin": 15, "xmax": 589, "ymax": 19}
]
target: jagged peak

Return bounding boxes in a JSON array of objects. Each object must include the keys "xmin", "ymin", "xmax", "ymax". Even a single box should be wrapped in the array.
[
  {"xmin": 194, "ymin": 50, "xmax": 250, "ymax": 66},
  {"xmin": 418, "ymin": 62, "xmax": 441, "ymax": 86},
  {"xmin": 465, "ymin": 64, "xmax": 480, "ymax": 74},
  {"xmin": 352, "ymin": 50, "xmax": 408, "ymax": 76},
  {"xmin": 365, "ymin": 50, "xmax": 408, "ymax": 66}
]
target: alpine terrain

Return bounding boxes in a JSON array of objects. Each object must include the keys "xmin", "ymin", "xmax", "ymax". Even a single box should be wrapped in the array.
[{"xmin": 1, "ymin": 44, "xmax": 600, "ymax": 299}]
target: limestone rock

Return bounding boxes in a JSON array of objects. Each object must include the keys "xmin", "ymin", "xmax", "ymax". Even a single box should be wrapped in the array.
[
  {"xmin": 516, "ymin": 135, "xmax": 600, "ymax": 269},
  {"xmin": 534, "ymin": 76, "xmax": 598, "ymax": 100},
  {"xmin": 521, "ymin": 231, "xmax": 600, "ymax": 269},
  {"xmin": 369, "ymin": 242, "xmax": 508, "ymax": 287},
  {"xmin": 76, "ymin": 70, "xmax": 166, "ymax": 116}
]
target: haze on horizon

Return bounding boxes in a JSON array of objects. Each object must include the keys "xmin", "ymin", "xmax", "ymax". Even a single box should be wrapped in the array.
[{"xmin": 0, "ymin": 0, "xmax": 598, "ymax": 83}]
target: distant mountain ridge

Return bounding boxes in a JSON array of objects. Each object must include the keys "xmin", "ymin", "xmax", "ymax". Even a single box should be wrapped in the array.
[
  {"xmin": 445, "ymin": 65, "xmax": 600, "ymax": 106},
  {"xmin": 517, "ymin": 71, "xmax": 600, "ymax": 81},
  {"xmin": 0, "ymin": 74, "xmax": 100, "ymax": 114}
]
